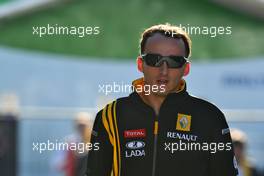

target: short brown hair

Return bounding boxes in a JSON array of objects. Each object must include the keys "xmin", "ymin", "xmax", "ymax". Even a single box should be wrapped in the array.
[{"xmin": 139, "ymin": 23, "xmax": 192, "ymax": 58}]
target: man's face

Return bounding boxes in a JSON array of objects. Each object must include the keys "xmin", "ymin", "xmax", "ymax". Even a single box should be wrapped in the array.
[{"xmin": 140, "ymin": 33, "xmax": 188, "ymax": 96}]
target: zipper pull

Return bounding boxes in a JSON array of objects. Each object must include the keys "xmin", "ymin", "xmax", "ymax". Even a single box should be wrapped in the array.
[{"xmin": 154, "ymin": 121, "xmax": 159, "ymax": 135}]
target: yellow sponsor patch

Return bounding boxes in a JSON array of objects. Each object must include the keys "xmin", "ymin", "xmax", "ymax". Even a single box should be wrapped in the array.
[{"xmin": 176, "ymin": 113, "xmax": 191, "ymax": 131}]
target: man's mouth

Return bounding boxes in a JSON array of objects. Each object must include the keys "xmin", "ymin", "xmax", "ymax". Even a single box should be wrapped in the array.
[{"xmin": 156, "ymin": 79, "xmax": 168, "ymax": 85}]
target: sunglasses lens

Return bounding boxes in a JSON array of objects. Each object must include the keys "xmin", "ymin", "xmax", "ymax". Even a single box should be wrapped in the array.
[
  {"xmin": 166, "ymin": 56, "xmax": 186, "ymax": 68},
  {"xmin": 142, "ymin": 54, "xmax": 186, "ymax": 68},
  {"xmin": 143, "ymin": 54, "xmax": 160, "ymax": 66}
]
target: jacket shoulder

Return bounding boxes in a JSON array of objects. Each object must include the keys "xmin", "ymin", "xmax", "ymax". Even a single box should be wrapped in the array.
[
  {"xmin": 188, "ymin": 94, "xmax": 224, "ymax": 115},
  {"xmin": 188, "ymin": 95, "xmax": 230, "ymax": 133},
  {"xmin": 187, "ymin": 94, "xmax": 227, "ymax": 127},
  {"xmin": 97, "ymin": 96, "xmax": 132, "ymax": 115}
]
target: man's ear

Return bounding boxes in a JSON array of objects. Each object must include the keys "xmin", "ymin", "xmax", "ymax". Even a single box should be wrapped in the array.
[
  {"xmin": 183, "ymin": 62, "xmax": 190, "ymax": 76},
  {"xmin": 137, "ymin": 56, "xmax": 143, "ymax": 72}
]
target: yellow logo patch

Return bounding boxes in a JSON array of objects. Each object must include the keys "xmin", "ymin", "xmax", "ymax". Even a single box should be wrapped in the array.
[{"xmin": 176, "ymin": 113, "xmax": 191, "ymax": 131}]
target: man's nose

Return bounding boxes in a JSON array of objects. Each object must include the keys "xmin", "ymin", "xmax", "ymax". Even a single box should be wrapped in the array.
[{"xmin": 159, "ymin": 61, "xmax": 168, "ymax": 75}]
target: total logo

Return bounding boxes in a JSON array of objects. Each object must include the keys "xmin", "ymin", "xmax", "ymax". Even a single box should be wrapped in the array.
[{"xmin": 125, "ymin": 141, "xmax": 145, "ymax": 158}]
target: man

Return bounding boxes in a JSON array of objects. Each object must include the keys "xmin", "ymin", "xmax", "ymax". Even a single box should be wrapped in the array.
[
  {"xmin": 54, "ymin": 112, "xmax": 92, "ymax": 176},
  {"xmin": 231, "ymin": 128, "xmax": 260, "ymax": 176},
  {"xmin": 86, "ymin": 24, "xmax": 238, "ymax": 176}
]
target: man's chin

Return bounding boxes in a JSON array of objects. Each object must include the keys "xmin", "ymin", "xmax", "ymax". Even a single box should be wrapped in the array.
[
  {"xmin": 151, "ymin": 85, "xmax": 179, "ymax": 96},
  {"xmin": 152, "ymin": 90, "xmax": 170, "ymax": 97}
]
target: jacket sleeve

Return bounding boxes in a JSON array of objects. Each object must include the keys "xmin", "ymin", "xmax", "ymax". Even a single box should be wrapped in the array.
[
  {"xmin": 208, "ymin": 108, "xmax": 239, "ymax": 176},
  {"xmin": 85, "ymin": 110, "xmax": 113, "ymax": 176}
]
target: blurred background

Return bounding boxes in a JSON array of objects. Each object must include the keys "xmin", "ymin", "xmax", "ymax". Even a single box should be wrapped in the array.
[{"xmin": 0, "ymin": 0, "xmax": 264, "ymax": 176}]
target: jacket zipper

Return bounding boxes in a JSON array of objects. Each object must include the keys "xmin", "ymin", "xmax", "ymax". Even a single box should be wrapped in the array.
[{"xmin": 152, "ymin": 121, "xmax": 159, "ymax": 176}]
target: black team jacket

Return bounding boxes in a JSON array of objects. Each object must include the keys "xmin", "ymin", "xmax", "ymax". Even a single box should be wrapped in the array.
[{"xmin": 86, "ymin": 78, "xmax": 238, "ymax": 176}]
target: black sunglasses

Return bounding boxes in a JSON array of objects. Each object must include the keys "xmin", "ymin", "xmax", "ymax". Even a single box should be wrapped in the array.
[{"xmin": 141, "ymin": 53, "xmax": 187, "ymax": 68}]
